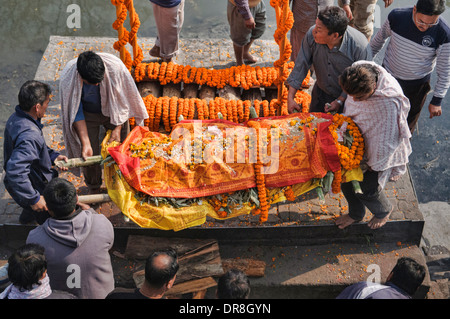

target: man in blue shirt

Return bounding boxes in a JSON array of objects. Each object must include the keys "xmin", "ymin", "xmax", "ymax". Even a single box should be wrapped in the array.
[{"xmin": 3, "ymin": 81, "xmax": 68, "ymax": 224}]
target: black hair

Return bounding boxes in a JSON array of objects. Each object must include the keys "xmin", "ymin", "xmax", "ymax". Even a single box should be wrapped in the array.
[
  {"xmin": 18, "ymin": 80, "xmax": 51, "ymax": 112},
  {"xmin": 318, "ymin": 6, "xmax": 349, "ymax": 37},
  {"xmin": 416, "ymin": 0, "xmax": 446, "ymax": 16},
  {"xmin": 8, "ymin": 244, "xmax": 47, "ymax": 291},
  {"xmin": 388, "ymin": 257, "xmax": 426, "ymax": 296},
  {"xmin": 43, "ymin": 178, "xmax": 78, "ymax": 218},
  {"xmin": 144, "ymin": 248, "xmax": 179, "ymax": 289},
  {"xmin": 217, "ymin": 268, "xmax": 251, "ymax": 299},
  {"xmin": 76, "ymin": 51, "xmax": 105, "ymax": 84}
]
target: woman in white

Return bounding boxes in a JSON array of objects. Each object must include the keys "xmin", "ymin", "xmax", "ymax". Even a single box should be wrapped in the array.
[{"xmin": 334, "ymin": 61, "xmax": 412, "ymax": 229}]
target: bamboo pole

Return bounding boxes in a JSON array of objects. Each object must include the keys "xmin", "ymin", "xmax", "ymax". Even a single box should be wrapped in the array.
[
  {"xmin": 78, "ymin": 194, "xmax": 111, "ymax": 204},
  {"xmin": 55, "ymin": 155, "xmax": 103, "ymax": 169}
]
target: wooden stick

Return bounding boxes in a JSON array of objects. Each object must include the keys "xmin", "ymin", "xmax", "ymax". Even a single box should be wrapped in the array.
[{"xmin": 55, "ymin": 155, "xmax": 103, "ymax": 169}]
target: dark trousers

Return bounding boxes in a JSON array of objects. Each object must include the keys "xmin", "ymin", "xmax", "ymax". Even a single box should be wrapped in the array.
[
  {"xmin": 310, "ymin": 84, "xmax": 343, "ymax": 113},
  {"xmin": 83, "ymin": 111, "xmax": 130, "ymax": 190},
  {"xmin": 397, "ymin": 79, "xmax": 431, "ymax": 134},
  {"xmin": 341, "ymin": 170, "xmax": 393, "ymax": 221}
]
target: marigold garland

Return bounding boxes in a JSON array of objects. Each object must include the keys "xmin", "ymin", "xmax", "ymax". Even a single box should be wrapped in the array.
[
  {"xmin": 247, "ymin": 120, "xmax": 270, "ymax": 222},
  {"xmin": 111, "ymin": 0, "xmax": 143, "ymax": 71},
  {"xmin": 132, "ymin": 61, "xmax": 310, "ymax": 90}
]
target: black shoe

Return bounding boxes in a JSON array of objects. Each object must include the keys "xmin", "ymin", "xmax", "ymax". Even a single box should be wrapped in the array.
[{"xmin": 19, "ymin": 209, "xmax": 36, "ymax": 224}]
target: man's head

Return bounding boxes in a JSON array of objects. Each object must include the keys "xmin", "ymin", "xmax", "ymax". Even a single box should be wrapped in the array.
[
  {"xmin": 314, "ymin": 6, "xmax": 349, "ymax": 45},
  {"xmin": 18, "ymin": 80, "xmax": 51, "ymax": 117},
  {"xmin": 43, "ymin": 178, "xmax": 78, "ymax": 218},
  {"xmin": 414, "ymin": 0, "xmax": 445, "ymax": 31},
  {"xmin": 387, "ymin": 257, "xmax": 426, "ymax": 296},
  {"xmin": 339, "ymin": 63, "xmax": 379, "ymax": 101},
  {"xmin": 217, "ymin": 269, "xmax": 251, "ymax": 299},
  {"xmin": 77, "ymin": 51, "xmax": 105, "ymax": 85},
  {"xmin": 144, "ymin": 249, "xmax": 179, "ymax": 290},
  {"xmin": 8, "ymin": 243, "xmax": 47, "ymax": 291}
]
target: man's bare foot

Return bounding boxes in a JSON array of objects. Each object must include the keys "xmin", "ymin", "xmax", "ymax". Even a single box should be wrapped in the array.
[
  {"xmin": 243, "ymin": 53, "xmax": 257, "ymax": 64},
  {"xmin": 368, "ymin": 209, "xmax": 393, "ymax": 229},
  {"xmin": 335, "ymin": 214, "xmax": 357, "ymax": 229},
  {"xmin": 149, "ymin": 45, "xmax": 161, "ymax": 58}
]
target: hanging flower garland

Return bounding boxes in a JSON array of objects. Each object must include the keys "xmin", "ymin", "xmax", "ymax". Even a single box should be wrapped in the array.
[
  {"xmin": 247, "ymin": 120, "xmax": 270, "ymax": 222},
  {"xmin": 111, "ymin": 0, "xmax": 144, "ymax": 70}
]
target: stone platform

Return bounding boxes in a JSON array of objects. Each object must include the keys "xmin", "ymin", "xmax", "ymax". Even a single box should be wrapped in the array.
[{"xmin": 0, "ymin": 35, "xmax": 434, "ymax": 298}]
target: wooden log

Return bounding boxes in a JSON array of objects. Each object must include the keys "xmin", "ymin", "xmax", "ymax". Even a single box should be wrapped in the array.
[
  {"xmin": 125, "ymin": 236, "xmax": 224, "ymax": 285},
  {"xmin": 133, "ymin": 271, "xmax": 217, "ymax": 297},
  {"xmin": 183, "ymin": 83, "xmax": 199, "ymax": 99},
  {"xmin": 217, "ymin": 84, "xmax": 240, "ymax": 101},
  {"xmin": 163, "ymin": 83, "xmax": 182, "ymax": 98},
  {"xmin": 222, "ymin": 258, "xmax": 266, "ymax": 277},
  {"xmin": 264, "ymin": 87, "xmax": 278, "ymax": 102},
  {"xmin": 165, "ymin": 277, "xmax": 217, "ymax": 297},
  {"xmin": 241, "ymin": 88, "xmax": 262, "ymax": 102},
  {"xmin": 198, "ymin": 85, "xmax": 216, "ymax": 103},
  {"xmin": 137, "ymin": 81, "xmax": 161, "ymax": 98}
]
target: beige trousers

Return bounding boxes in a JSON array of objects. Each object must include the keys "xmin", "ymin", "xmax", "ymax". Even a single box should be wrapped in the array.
[
  {"xmin": 152, "ymin": 0, "xmax": 185, "ymax": 59},
  {"xmin": 290, "ymin": 0, "xmax": 333, "ymax": 61},
  {"xmin": 338, "ymin": 0, "xmax": 378, "ymax": 39}
]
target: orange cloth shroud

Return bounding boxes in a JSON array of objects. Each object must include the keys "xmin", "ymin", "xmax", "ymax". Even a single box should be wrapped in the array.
[{"xmin": 107, "ymin": 112, "xmax": 341, "ymax": 199}]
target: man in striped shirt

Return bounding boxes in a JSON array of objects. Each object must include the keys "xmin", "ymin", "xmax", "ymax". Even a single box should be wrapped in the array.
[{"xmin": 370, "ymin": 0, "xmax": 450, "ymax": 133}]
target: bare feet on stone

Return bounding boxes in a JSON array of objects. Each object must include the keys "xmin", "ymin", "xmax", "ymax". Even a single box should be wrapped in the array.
[
  {"xmin": 335, "ymin": 214, "xmax": 357, "ymax": 229},
  {"xmin": 243, "ymin": 53, "xmax": 257, "ymax": 64},
  {"xmin": 367, "ymin": 209, "xmax": 393, "ymax": 229}
]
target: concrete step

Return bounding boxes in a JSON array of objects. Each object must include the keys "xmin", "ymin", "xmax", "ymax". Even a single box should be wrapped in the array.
[{"xmin": 211, "ymin": 242, "xmax": 431, "ymax": 299}]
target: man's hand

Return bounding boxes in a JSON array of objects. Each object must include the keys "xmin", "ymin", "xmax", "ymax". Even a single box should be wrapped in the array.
[
  {"xmin": 429, "ymin": 103, "xmax": 442, "ymax": 118},
  {"xmin": 287, "ymin": 97, "xmax": 301, "ymax": 113},
  {"xmin": 324, "ymin": 101, "xmax": 341, "ymax": 113},
  {"xmin": 245, "ymin": 17, "xmax": 255, "ymax": 29},
  {"xmin": 31, "ymin": 196, "xmax": 47, "ymax": 212},
  {"xmin": 81, "ymin": 144, "xmax": 93, "ymax": 161},
  {"xmin": 108, "ymin": 125, "xmax": 122, "ymax": 144},
  {"xmin": 77, "ymin": 201, "xmax": 91, "ymax": 211},
  {"xmin": 383, "ymin": 0, "xmax": 393, "ymax": 8},
  {"xmin": 55, "ymin": 155, "xmax": 69, "ymax": 171},
  {"xmin": 342, "ymin": 5, "xmax": 353, "ymax": 21}
]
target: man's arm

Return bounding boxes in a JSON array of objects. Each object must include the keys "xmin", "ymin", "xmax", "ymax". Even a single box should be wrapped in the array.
[
  {"xmin": 5, "ymin": 140, "xmax": 42, "ymax": 209},
  {"xmin": 369, "ymin": 15, "xmax": 392, "ymax": 57},
  {"xmin": 340, "ymin": 0, "xmax": 353, "ymax": 21},
  {"xmin": 286, "ymin": 31, "xmax": 314, "ymax": 113},
  {"xmin": 429, "ymin": 42, "xmax": 450, "ymax": 118},
  {"xmin": 234, "ymin": 0, "xmax": 255, "ymax": 29},
  {"xmin": 73, "ymin": 120, "xmax": 93, "ymax": 160}
]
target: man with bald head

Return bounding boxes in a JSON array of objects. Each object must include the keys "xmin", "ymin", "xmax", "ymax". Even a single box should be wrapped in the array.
[{"xmin": 106, "ymin": 249, "xmax": 179, "ymax": 299}]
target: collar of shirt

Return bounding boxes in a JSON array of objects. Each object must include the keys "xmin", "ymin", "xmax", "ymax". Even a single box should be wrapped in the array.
[{"xmin": 15, "ymin": 105, "xmax": 43, "ymax": 130}]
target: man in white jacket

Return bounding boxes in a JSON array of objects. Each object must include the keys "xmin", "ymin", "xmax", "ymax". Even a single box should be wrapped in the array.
[{"xmin": 59, "ymin": 51, "xmax": 148, "ymax": 193}]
